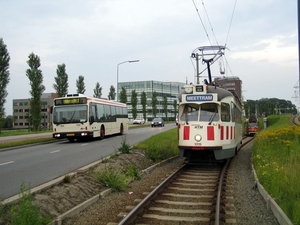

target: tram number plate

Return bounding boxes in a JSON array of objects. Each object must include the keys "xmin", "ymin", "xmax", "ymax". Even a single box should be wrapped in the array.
[
  {"xmin": 196, "ymin": 85, "xmax": 203, "ymax": 92},
  {"xmin": 67, "ymin": 133, "xmax": 75, "ymax": 136}
]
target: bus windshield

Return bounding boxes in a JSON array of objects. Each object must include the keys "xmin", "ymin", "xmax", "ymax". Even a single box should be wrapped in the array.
[{"xmin": 53, "ymin": 105, "xmax": 88, "ymax": 124}]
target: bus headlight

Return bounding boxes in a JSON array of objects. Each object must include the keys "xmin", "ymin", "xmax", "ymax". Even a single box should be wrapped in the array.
[{"xmin": 194, "ymin": 134, "xmax": 202, "ymax": 142}]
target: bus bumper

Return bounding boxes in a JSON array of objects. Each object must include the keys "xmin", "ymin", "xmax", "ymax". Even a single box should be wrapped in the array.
[{"xmin": 53, "ymin": 131, "xmax": 93, "ymax": 139}]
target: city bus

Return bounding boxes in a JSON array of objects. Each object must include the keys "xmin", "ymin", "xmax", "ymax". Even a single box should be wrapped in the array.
[{"xmin": 52, "ymin": 94, "xmax": 129, "ymax": 142}]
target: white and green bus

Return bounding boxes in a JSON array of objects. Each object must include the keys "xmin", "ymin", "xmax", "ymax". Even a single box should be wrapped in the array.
[{"xmin": 52, "ymin": 94, "xmax": 128, "ymax": 142}]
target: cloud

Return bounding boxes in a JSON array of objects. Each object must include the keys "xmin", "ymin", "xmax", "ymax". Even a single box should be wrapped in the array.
[
  {"xmin": 230, "ymin": 33, "xmax": 298, "ymax": 67},
  {"xmin": 0, "ymin": 0, "xmax": 298, "ymax": 114}
]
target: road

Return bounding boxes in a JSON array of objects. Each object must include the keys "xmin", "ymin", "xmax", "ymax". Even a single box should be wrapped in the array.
[{"xmin": 0, "ymin": 124, "xmax": 176, "ymax": 200}]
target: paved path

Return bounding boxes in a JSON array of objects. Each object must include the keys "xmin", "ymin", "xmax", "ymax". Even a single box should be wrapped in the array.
[{"xmin": 0, "ymin": 133, "xmax": 52, "ymax": 144}]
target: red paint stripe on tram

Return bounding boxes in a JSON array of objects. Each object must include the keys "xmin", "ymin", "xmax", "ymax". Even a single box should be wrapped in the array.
[
  {"xmin": 207, "ymin": 126, "xmax": 214, "ymax": 140},
  {"xmin": 183, "ymin": 126, "xmax": 190, "ymax": 140},
  {"xmin": 226, "ymin": 126, "xmax": 229, "ymax": 140},
  {"xmin": 220, "ymin": 126, "xmax": 224, "ymax": 140}
]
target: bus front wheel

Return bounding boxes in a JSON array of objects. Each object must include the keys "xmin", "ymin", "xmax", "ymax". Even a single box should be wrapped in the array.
[
  {"xmin": 119, "ymin": 124, "xmax": 124, "ymax": 135},
  {"xmin": 100, "ymin": 126, "xmax": 105, "ymax": 140}
]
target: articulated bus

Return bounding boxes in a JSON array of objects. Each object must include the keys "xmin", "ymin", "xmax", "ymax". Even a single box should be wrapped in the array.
[{"xmin": 52, "ymin": 94, "xmax": 129, "ymax": 142}]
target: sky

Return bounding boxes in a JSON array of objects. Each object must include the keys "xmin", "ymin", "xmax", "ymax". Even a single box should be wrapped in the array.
[{"xmin": 1, "ymin": 0, "xmax": 298, "ymax": 115}]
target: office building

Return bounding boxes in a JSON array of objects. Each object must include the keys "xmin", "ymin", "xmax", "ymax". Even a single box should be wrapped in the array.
[
  {"xmin": 214, "ymin": 76, "xmax": 243, "ymax": 102},
  {"xmin": 12, "ymin": 93, "xmax": 58, "ymax": 129},
  {"xmin": 118, "ymin": 80, "xmax": 185, "ymax": 121}
]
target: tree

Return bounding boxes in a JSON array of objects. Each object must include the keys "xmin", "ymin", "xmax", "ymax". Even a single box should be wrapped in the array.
[
  {"xmin": 93, "ymin": 82, "xmax": 102, "ymax": 98},
  {"xmin": 163, "ymin": 94, "xmax": 168, "ymax": 121},
  {"xmin": 108, "ymin": 85, "xmax": 116, "ymax": 100},
  {"xmin": 131, "ymin": 90, "xmax": 138, "ymax": 119},
  {"xmin": 141, "ymin": 91, "xmax": 147, "ymax": 121},
  {"xmin": 53, "ymin": 63, "xmax": 68, "ymax": 97},
  {"xmin": 119, "ymin": 87, "xmax": 127, "ymax": 103},
  {"xmin": 151, "ymin": 91, "xmax": 158, "ymax": 118},
  {"xmin": 173, "ymin": 99, "xmax": 177, "ymax": 119},
  {"xmin": 0, "ymin": 38, "xmax": 10, "ymax": 133},
  {"xmin": 243, "ymin": 98, "xmax": 297, "ymax": 118},
  {"xmin": 3, "ymin": 115, "xmax": 13, "ymax": 129},
  {"xmin": 26, "ymin": 53, "xmax": 45, "ymax": 132},
  {"xmin": 76, "ymin": 75, "xmax": 86, "ymax": 94}
]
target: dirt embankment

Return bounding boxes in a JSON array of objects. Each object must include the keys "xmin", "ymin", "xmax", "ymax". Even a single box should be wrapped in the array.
[{"xmin": 0, "ymin": 150, "xmax": 161, "ymax": 225}]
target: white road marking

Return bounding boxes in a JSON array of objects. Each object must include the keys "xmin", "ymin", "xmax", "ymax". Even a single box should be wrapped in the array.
[
  {"xmin": 50, "ymin": 150, "xmax": 60, "ymax": 154},
  {"xmin": 81, "ymin": 143, "xmax": 88, "ymax": 146},
  {"xmin": 0, "ymin": 161, "xmax": 14, "ymax": 166}
]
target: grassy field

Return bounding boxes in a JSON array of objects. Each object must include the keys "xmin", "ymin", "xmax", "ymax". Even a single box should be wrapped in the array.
[{"xmin": 252, "ymin": 114, "xmax": 300, "ymax": 224}]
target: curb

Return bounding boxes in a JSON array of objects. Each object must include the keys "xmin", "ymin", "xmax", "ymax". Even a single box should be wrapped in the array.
[
  {"xmin": 52, "ymin": 155, "xmax": 180, "ymax": 225},
  {"xmin": 1, "ymin": 156, "xmax": 110, "ymax": 206},
  {"xmin": 54, "ymin": 189, "xmax": 112, "ymax": 225},
  {"xmin": 252, "ymin": 165, "xmax": 293, "ymax": 225}
]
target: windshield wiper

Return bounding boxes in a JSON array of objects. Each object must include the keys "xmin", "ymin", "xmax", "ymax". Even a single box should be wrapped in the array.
[
  {"xmin": 69, "ymin": 110, "xmax": 76, "ymax": 122},
  {"xmin": 184, "ymin": 106, "xmax": 189, "ymax": 125},
  {"xmin": 208, "ymin": 110, "xmax": 217, "ymax": 125}
]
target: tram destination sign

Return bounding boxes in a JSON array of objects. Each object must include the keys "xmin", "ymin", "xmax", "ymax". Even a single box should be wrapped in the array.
[
  {"xmin": 195, "ymin": 85, "xmax": 203, "ymax": 92},
  {"xmin": 186, "ymin": 94, "xmax": 213, "ymax": 102}
]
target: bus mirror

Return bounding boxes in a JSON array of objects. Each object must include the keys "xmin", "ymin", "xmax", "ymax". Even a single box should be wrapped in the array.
[{"xmin": 50, "ymin": 106, "xmax": 53, "ymax": 114}]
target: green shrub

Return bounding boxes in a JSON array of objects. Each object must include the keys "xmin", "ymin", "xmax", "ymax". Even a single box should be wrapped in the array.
[
  {"xmin": 124, "ymin": 165, "xmax": 141, "ymax": 180},
  {"xmin": 118, "ymin": 137, "xmax": 131, "ymax": 154},
  {"xmin": 110, "ymin": 153, "xmax": 119, "ymax": 159},
  {"xmin": 10, "ymin": 182, "xmax": 51, "ymax": 225},
  {"xmin": 96, "ymin": 167, "xmax": 129, "ymax": 191},
  {"xmin": 63, "ymin": 175, "xmax": 72, "ymax": 183}
]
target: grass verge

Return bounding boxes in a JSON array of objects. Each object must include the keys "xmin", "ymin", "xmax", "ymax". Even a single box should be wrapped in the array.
[
  {"xmin": 0, "ymin": 138, "xmax": 54, "ymax": 149},
  {"xmin": 133, "ymin": 128, "xmax": 178, "ymax": 162},
  {"xmin": 0, "ymin": 129, "xmax": 51, "ymax": 137},
  {"xmin": 252, "ymin": 114, "xmax": 300, "ymax": 224}
]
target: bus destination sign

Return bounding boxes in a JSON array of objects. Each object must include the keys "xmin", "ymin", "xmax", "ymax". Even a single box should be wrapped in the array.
[{"xmin": 55, "ymin": 97, "xmax": 87, "ymax": 106}]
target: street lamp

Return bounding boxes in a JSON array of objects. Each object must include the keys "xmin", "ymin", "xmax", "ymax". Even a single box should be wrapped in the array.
[{"xmin": 117, "ymin": 60, "xmax": 139, "ymax": 101}]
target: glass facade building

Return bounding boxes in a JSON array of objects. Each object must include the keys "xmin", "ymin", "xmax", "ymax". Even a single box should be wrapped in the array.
[{"xmin": 118, "ymin": 80, "xmax": 185, "ymax": 121}]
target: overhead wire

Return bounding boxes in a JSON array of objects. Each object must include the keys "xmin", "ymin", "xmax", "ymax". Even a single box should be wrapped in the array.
[
  {"xmin": 225, "ymin": 0, "xmax": 238, "ymax": 48},
  {"xmin": 201, "ymin": 0, "xmax": 219, "ymax": 46},
  {"xmin": 191, "ymin": 0, "xmax": 238, "ymax": 81},
  {"xmin": 191, "ymin": 0, "xmax": 212, "ymax": 46}
]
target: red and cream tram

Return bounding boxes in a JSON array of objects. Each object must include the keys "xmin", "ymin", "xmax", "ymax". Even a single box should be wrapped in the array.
[{"xmin": 178, "ymin": 45, "xmax": 243, "ymax": 162}]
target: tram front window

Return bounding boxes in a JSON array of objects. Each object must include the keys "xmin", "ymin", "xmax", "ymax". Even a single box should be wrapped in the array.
[
  {"xmin": 180, "ymin": 105, "xmax": 199, "ymax": 122},
  {"xmin": 200, "ymin": 103, "xmax": 219, "ymax": 122}
]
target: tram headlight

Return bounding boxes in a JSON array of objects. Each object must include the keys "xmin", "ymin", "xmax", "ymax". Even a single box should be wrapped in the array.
[{"xmin": 194, "ymin": 134, "xmax": 202, "ymax": 142}]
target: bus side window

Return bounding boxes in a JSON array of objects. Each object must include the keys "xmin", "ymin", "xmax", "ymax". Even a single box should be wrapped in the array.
[{"xmin": 89, "ymin": 103, "xmax": 97, "ymax": 124}]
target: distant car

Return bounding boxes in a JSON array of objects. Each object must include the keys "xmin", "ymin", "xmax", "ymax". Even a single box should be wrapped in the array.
[
  {"xmin": 133, "ymin": 118, "xmax": 145, "ymax": 124},
  {"xmin": 151, "ymin": 118, "xmax": 164, "ymax": 127}
]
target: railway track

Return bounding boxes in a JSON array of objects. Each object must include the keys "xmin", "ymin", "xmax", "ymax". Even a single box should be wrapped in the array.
[
  {"xmin": 108, "ymin": 137, "xmax": 254, "ymax": 225},
  {"xmin": 113, "ymin": 137, "xmax": 253, "ymax": 225},
  {"xmin": 115, "ymin": 163, "xmax": 230, "ymax": 224},
  {"xmin": 291, "ymin": 115, "xmax": 300, "ymax": 125}
]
